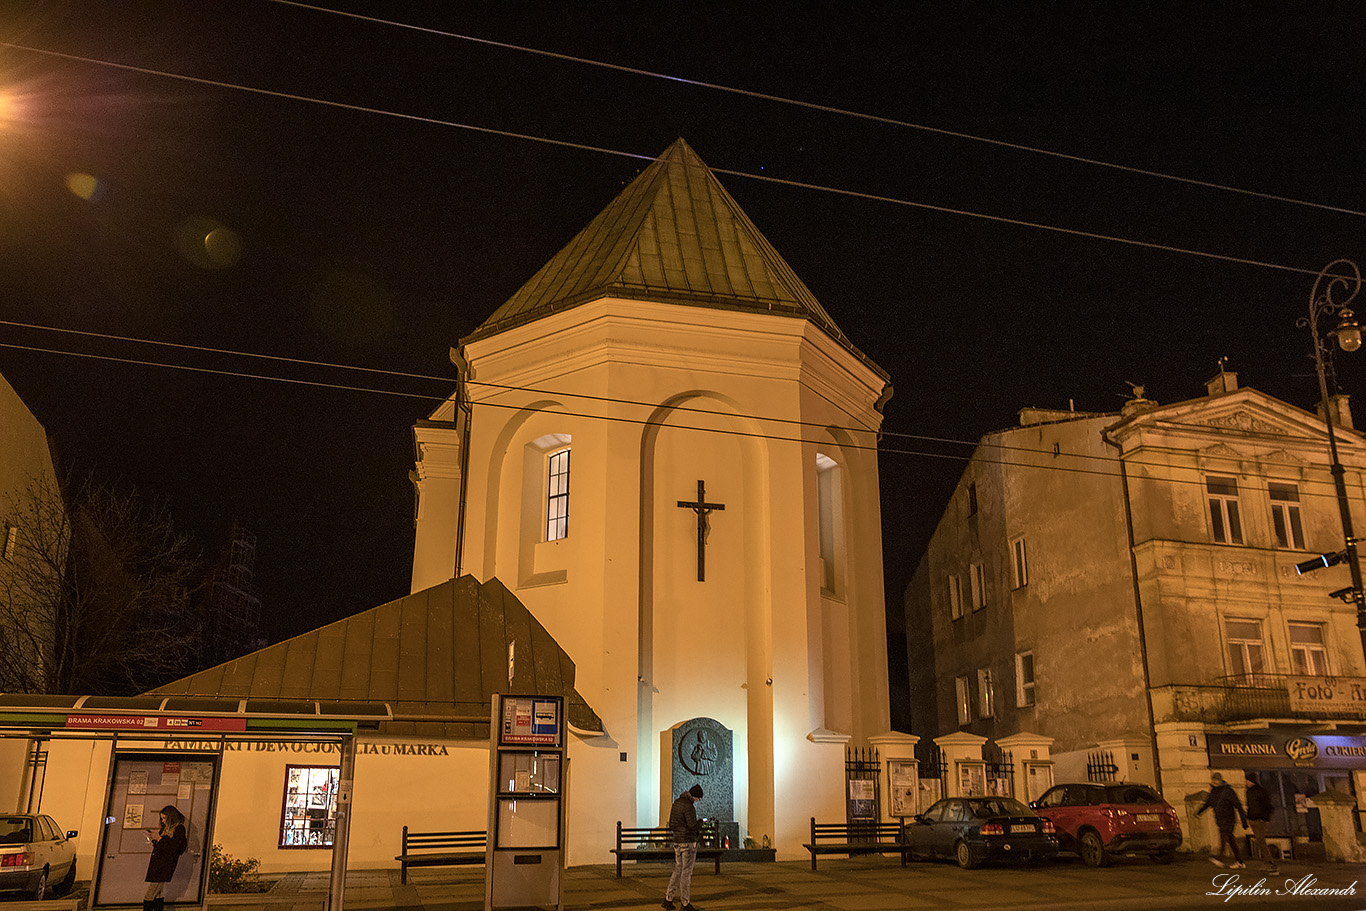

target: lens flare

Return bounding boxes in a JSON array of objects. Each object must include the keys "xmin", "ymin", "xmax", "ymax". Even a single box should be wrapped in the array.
[
  {"xmin": 176, "ymin": 216, "xmax": 242, "ymax": 269},
  {"xmin": 65, "ymin": 172, "xmax": 104, "ymax": 201}
]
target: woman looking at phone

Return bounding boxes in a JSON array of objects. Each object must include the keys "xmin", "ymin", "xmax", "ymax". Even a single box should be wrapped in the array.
[{"xmin": 143, "ymin": 805, "xmax": 187, "ymax": 911}]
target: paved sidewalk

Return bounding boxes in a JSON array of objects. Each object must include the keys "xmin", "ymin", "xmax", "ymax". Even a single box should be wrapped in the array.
[{"xmin": 189, "ymin": 855, "xmax": 1366, "ymax": 911}]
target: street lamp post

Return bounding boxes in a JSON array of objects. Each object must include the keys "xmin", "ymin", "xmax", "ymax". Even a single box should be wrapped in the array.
[{"xmin": 1298, "ymin": 259, "xmax": 1366, "ymax": 659}]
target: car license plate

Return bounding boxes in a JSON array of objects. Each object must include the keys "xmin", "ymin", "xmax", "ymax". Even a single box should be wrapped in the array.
[
  {"xmin": 1011, "ymin": 825, "xmax": 1035, "ymax": 834},
  {"xmin": 1136, "ymin": 814, "xmax": 1158, "ymax": 823}
]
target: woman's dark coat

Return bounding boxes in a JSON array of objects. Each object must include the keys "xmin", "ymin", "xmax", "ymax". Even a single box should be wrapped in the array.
[{"xmin": 145, "ymin": 824, "xmax": 187, "ymax": 883}]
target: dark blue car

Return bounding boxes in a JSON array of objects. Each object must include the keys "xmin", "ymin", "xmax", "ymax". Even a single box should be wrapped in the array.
[{"xmin": 904, "ymin": 797, "xmax": 1059, "ymax": 869}]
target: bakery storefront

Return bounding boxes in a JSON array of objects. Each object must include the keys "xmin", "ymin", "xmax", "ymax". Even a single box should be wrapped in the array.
[{"xmin": 1208, "ymin": 730, "xmax": 1366, "ymax": 859}]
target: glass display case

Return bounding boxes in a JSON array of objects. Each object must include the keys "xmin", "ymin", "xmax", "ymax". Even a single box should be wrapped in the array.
[{"xmin": 489, "ymin": 695, "xmax": 566, "ymax": 908}]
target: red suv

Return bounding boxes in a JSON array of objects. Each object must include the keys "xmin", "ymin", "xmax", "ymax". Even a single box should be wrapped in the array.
[{"xmin": 1031, "ymin": 782, "xmax": 1182, "ymax": 866}]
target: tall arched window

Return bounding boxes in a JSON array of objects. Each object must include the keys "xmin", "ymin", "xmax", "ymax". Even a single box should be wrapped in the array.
[
  {"xmin": 546, "ymin": 448, "xmax": 570, "ymax": 541},
  {"xmin": 816, "ymin": 453, "xmax": 844, "ymax": 595}
]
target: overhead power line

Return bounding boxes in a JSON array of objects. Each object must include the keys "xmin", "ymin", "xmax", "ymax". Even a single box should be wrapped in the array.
[
  {"xmin": 1, "ymin": 334, "xmax": 1358, "ymax": 507},
  {"xmin": 1, "ymin": 318, "xmax": 1340, "ymax": 462},
  {"xmin": 0, "ymin": 41, "xmax": 1343, "ymax": 282},
  {"xmin": 275, "ymin": 0, "xmax": 1366, "ymax": 220}
]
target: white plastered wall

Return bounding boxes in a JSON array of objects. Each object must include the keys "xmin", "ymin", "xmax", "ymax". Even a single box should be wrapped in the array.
[{"xmin": 417, "ymin": 297, "xmax": 889, "ymax": 863}]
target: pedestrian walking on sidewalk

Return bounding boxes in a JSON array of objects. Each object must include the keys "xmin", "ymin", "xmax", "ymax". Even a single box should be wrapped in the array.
[
  {"xmin": 1243, "ymin": 773, "xmax": 1279, "ymax": 875},
  {"xmin": 1197, "ymin": 773, "xmax": 1247, "ymax": 868},
  {"xmin": 662, "ymin": 784, "xmax": 704, "ymax": 911}
]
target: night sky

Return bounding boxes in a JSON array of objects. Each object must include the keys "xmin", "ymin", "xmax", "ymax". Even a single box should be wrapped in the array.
[{"xmin": 2, "ymin": 2, "xmax": 1363, "ymax": 724}]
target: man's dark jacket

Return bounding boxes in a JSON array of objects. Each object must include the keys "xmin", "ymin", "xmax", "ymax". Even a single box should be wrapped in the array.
[
  {"xmin": 668, "ymin": 793, "xmax": 701, "ymax": 844},
  {"xmin": 1245, "ymin": 783, "xmax": 1274, "ymax": 821},
  {"xmin": 1198, "ymin": 783, "xmax": 1247, "ymax": 828}
]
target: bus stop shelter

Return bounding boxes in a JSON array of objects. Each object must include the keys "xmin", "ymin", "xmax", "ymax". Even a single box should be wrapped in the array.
[{"xmin": 0, "ymin": 576, "xmax": 600, "ymax": 910}]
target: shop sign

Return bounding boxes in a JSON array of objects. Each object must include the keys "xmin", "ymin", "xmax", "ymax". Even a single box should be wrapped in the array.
[
  {"xmin": 131, "ymin": 739, "xmax": 456, "ymax": 757},
  {"xmin": 1207, "ymin": 732, "xmax": 1366, "ymax": 769},
  {"xmin": 1286, "ymin": 676, "xmax": 1366, "ymax": 715},
  {"xmin": 1207, "ymin": 735, "xmax": 1280, "ymax": 768}
]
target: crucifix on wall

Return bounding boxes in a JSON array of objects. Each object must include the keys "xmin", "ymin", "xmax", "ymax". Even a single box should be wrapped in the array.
[{"xmin": 677, "ymin": 480, "xmax": 725, "ymax": 582}]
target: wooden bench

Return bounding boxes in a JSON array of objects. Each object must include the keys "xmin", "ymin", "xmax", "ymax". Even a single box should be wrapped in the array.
[
  {"xmin": 395, "ymin": 826, "xmax": 487, "ymax": 883},
  {"xmin": 802, "ymin": 818, "xmax": 907, "ymax": 870},
  {"xmin": 610, "ymin": 820, "xmax": 722, "ymax": 877}
]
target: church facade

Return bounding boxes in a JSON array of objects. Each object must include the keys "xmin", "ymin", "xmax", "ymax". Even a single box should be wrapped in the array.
[
  {"xmin": 411, "ymin": 139, "xmax": 894, "ymax": 860},
  {"xmin": 0, "ymin": 141, "xmax": 898, "ymax": 877}
]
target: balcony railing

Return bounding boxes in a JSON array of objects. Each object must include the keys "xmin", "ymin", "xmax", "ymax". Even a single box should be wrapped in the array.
[{"xmin": 1153, "ymin": 675, "xmax": 1366, "ymax": 724}]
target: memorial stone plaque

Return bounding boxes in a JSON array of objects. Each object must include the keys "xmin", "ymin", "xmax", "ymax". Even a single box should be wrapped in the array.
[{"xmin": 670, "ymin": 717, "xmax": 737, "ymax": 847}]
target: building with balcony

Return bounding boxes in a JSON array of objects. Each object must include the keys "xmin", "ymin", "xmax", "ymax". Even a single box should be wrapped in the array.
[{"xmin": 905, "ymin": 367, "xmax": 1366, "ymax": 857}]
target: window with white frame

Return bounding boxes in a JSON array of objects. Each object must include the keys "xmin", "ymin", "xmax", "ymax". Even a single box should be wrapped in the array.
[
  {"xmin": 955, "ymin": 675, "xmax": 972, "ymax": 724},
  {"xmin": 1016, "ymin": 651, "xmax": 1035, "ymax": 707},
  {"xmin": 1269, "ymin": 482, "xmax": 1305, "ymax": 549},
  {"xmin": 1206, "ymin": 476, "xmax": 1243, "ymax": 544},
  {"xmin": 947, "ymin": 574, "xmax": 963, "ymax": 620},
  {"xmin": 280, "ymin": 765, "xmax": 339, "ymax": 847},
  {"xmin": 978, "ymin": 667, "xmax": 995, "ymax": 717},
  {"xmin": 1225, "ymin": 618, "xmax": 1266, "ymax": 683},
  {"xmin": 546, "ymin": 448, "xmax": 570, "ymax": 541},
  {"xmin": 1289, "ymin": 622, "xmax": 1329, "ymax": 676},
  {"xmin": 1011, "ymin": 537, "xmax": 1028, "ymax": 589},
  {"xmin": 969, "ymin": 562, "xmax": 986, "ymax": 610}
]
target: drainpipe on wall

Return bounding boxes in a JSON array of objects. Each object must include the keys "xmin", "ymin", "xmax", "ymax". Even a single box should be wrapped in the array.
[
  {"xmin": 450, "ymin": 347, "xmax": 474, "ymax": 579},
  {"xmin": 1102, "ymin": 426, "xmax": 1164, "ymax": 794}
]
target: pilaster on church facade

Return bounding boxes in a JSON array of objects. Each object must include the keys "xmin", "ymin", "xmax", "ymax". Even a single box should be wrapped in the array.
[{"xmin": 410, "ymin": 416, "xmax": 463, "ymax": 593}]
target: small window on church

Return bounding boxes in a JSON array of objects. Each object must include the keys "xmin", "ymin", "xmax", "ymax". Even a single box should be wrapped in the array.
[
  {"xmin": 547, "ymin": 449, "xmax": 570, "ymax": 541},
  {"xmin": 280, "ymin": 765, "xmax": 338, "ymax": 848}
]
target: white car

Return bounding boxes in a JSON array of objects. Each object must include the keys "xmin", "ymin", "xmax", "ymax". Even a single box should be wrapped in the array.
[{"xmin": 0, "ymin": 814, "xmax": 79, "ymax": 899}]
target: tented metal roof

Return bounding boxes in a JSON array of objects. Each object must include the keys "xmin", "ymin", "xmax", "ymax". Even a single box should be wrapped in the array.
[
  {"xmin": 146, "ymin": 575, "xmax": 602, "ymax": 738},
  {"xmin": 463, "ymin": 138, "xmax": 884, "ymax": 380}
]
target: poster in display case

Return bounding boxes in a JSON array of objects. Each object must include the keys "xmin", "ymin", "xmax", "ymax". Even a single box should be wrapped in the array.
[
  {"xmin": 498, "ymin": 752, "xmax": 561, "ymax": 794},
  {"xmin": 888, "ymin": 759, "xmax": 919, "ymax": 817},
  {"xmin": 499, "ymin": 696, "xmax": 562, "ymax": 746}
]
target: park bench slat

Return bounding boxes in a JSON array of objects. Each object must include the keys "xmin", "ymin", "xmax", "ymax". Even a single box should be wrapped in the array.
[
  {"xmin": 395, "ymin": 826, "xmax": 487, "ymax": 883},
  {"xmin": 802, "ymin": 817, "xmax": 908, "ymax": 870},
  {"xmin": 611, "ymin": 821, "xmax": 722, "ymax": 878}
]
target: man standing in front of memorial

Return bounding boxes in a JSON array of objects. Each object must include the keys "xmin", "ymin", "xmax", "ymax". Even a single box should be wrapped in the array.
[{"xmin": 663, "ymin": 784, "xmax": 704, "ymax": 911}]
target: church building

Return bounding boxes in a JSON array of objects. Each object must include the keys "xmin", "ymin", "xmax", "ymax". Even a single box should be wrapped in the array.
[
  {"xmin": 410, "ymin": 138, "xmax": 894, "ymax": 860},
  {"xmin": 0, "ymin": 140, "xmax": 898, "ymax": 877}
]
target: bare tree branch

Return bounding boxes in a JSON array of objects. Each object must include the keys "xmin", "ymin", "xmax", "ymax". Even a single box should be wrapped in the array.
[{"xmin": 0, "ymin": 472, "xmax": 205, "ymax": 695}]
